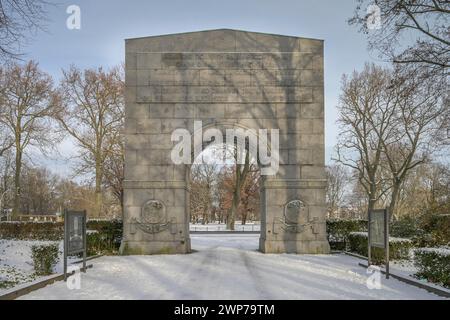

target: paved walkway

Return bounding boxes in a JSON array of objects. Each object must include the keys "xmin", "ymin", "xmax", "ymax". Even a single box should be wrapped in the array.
[{"xmin": 20, "ymin": 234, "xmax": 444, "ymax": 300}]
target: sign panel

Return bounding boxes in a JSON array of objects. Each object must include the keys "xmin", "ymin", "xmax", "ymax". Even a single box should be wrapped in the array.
[
  {"xmin": 368, "ymin": 208, "xmax": 390, "ymax": 279},
  {"xmin": 66, "ymin": 211, "xmax": 86, "ymax": 254},
  {"xmin": 64, "ymin": 209, "xmax": 87, "ymax": 280},
  {"xmin": 370, "ymin": 209, "xmax": 386, "ymax": 248}
]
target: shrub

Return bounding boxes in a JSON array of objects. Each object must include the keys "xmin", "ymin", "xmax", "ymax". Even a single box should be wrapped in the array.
[
  {"xmin": 414, "ymin": 247, "xmax": 450, "ymax": 288},
  {"xmin": 418, "ymin": 214, "xmax": 450, "ymax": 247},
  {"xmin": 86, "ymin": 232, "xmax": 121, "ymax": 256},
  {"xmin": 348, "ymin": 232, "xmax": 413, "ymax": 263},
  {"xmin": 0, "ymin": 222, "xmax": 63, "ymax": 240},
  {"xmin": 31, "ymin": 243, "xmax": 60, "ymax": 275},
  {"xmin": 86, "ymin": 219, "xmax": 122, "ymax": 255},
  {"xmin": 326, "ymin": 219, "xmax": 367, "ymax": 250},
  {"xmin": 0, "ymin": 219, "xmax": 123, "ymax": 256},
  {"xmin": 390, "ymin": 215, "xmax": 424, "ymax": 238}
]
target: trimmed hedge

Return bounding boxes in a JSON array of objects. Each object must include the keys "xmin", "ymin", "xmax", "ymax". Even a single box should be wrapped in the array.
[
  {"xmin": 31, "ymin": 243, "xmax": 60, "ymax": 275},
  {"xmin": 85, "ymin": 220, "xmax": 123, "ymax": 255},
  {"xmin": 0, "ymin": 222, "xmax": 63, "ymax": 240},
  {"xmin": 326, "ymin": 215, "xmax": 450, "ymax": 251},
  {"xmin": 0, "ymin": 220, "xmax": 123, "ymax": 256},
  {"xmin": 418, "ymin": 214, "xmax": 450, "ymax": 247},
  {"xmin": 414, "ymin": 247, "xmax": 450, "ymax": 288},
  {"xmin": 326, "ymin": 219, "xmax": 367, "ymax": 250},
  {"xmin": 390, "ymin": 216, "xmax": 424, "ymax": 238},
  {"xmin": 389, "ymin": 214, "xmax": 450, "ymax": 247},
  {"xmin": 348, "ymin": 232, "xmax": 413, "ymax": 263}
]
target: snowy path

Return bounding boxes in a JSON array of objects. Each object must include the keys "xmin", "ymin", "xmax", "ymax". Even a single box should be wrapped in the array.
[{"xmin": 20, "ymin": 234, "xmax": 444, "ymax": 300}]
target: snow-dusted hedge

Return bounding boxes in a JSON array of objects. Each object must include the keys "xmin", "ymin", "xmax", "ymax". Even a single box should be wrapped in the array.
[
  {"xmin": 31, "ymin": 243, "xmax": 60, "ymax": 275},
  {"xmin": 417, "ymin": 214, "xmax": 450, "ymax": 247},
  {"xmin": 414, "ymin": 247, "xmax": 450, "ymax": 288},
  {"xmin": 0, "ymin": 221, "xmax": 63, "ymax": 240},
  {"xmin": 348, "ymin": 232, "xmax": 413, "ymax": 262},
  {"xmin": 326, "ymin": 219, "xmax": 367, "ymax": 250},
  {"xmin": 86, "ymin": 220, "xmax": 122, "ymax": 255},
  {"xmin": 0, "ymin": 220, "xmax": 123, "ymax": 256}
]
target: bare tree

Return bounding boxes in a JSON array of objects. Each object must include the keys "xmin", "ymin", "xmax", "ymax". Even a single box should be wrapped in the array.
[
  {"xmin": 0, "ymin": 60, "xmax": 57, "ymax": 218},
  {"xmin": 0, "ymin": 122, "xmax": 13, "ymax": 156},
  {"xmin": 393, "ymin": 162, "xmax": 450, "ymax": 217},
  {"xmin": 0, "ymin": 68, "xmax": 13, "ymax": 156},
  {"xmin": 326, "ymin": 164, "xmax": 351, "ymax": 217},
  {"xmin": 349, "ymin": 0, "xmax": 449, "ymax": 76},
  {"xmin": 19, "ymin": 165, "xmax": 58, "ymax": 214},
  {"xmin": 102, "ymin": 113, "xmax": 124, "ymax": 213},
  {"xmin": 0, "ymin": 0, "xmax": 51, "ymax": 60},
  {"xmin": 0, "ymin": 148, "xmax": 13, "ymax": 213},
  {"xmin": 335, "ymin": 63, "xmax": 395, "ymax": 214},
  {"xmin": 55, "ymin": 65, "xmax": 124, "ymax": 217},
  {"xmin": 226, "ymin": 147, "xmax": 252, "ymax": 230},
  {"xmin": 190, "ymin": 162, "xmax": 219, "ymax": 224},
  {"xmin": 335, "ymin": 63, "xmax": 448, "ymax": 219},
  {"xmin": 376, "ymin": 67, "xmax": 448, "ymax": 217},
  {"xmin": 238, "ymin": 167, "xmax": 260, "ymax": 225},
  {"xmin": 347, "ymin": 179, "xmax": 371, "ymax": 219}
]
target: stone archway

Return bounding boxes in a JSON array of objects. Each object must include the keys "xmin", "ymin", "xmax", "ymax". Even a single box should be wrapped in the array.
[{"xmin": 120, "ymin": 29, "xmax": 330, "ymax": 255}]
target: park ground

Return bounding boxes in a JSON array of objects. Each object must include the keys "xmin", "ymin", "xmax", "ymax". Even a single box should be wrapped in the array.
[{"xmin": 9, "ymin": 234, "xmax": 445, "ymax": 300}]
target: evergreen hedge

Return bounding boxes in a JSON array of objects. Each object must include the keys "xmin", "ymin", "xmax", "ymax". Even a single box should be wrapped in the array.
[
  {"xmin": 348, "ymin": 232, "xmax": 413, "ymax": 263},
  {"xmin": 0, "ymin": 222, "xmax": 63, "ymax": 240},
  {"xmin": 85, "ymin": 220, "xmax": 123, "ymax": 255},
  {"xmin": 414, "ymin": 247, "xmax": 450, "ymax": 288},
  {"xmin": 31, "ymin": 243, "xmax": 60, "ymax": 275},
  {"xmin": 326, "ymin": 219, "xmax": 367, "ymax": 250},
  {"xmin": 0, "ymin": 220, "xmax": 123, "ymax": 256}
]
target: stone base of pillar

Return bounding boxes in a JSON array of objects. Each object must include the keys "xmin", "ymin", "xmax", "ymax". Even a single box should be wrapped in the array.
[
  {"xmin": 259, "ymin": 238, "xmax": 330, "ymax": 254},
  {"xmin": 119, "ymin": 239, "xmax": 191, "ymax": 255}
]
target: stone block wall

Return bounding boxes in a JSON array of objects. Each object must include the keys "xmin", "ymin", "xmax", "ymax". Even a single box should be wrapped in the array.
[{"xmin": 121, "ymin": 29, "xmax": 330, "ymax": 255}]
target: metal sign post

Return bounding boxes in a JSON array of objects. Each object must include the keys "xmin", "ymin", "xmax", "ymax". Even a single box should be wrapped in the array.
[
  {"xmin": 64, "ymin": 209, "xmax": 87, "ymax": 281},
  {"xmin": 368, "ymin": 208, "xmax": 389, "ymax": 279}
]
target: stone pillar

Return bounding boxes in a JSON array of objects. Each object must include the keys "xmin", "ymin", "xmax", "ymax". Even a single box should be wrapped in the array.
[{"xmin": 259, "ymin": 180, "xmax": 330, "ymax": 254}]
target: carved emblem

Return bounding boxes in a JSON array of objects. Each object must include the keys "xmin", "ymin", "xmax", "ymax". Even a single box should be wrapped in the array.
[
  {"xmin": 142, "ymin": 200, "xmax": 165, "ymax": 224},
  {"xmin": 279, "ymin": 200, "xmax": 311, "ymax": 233},
  {"xmin": 284, "ymin": 200, "xmax": 304, "ymax": 224},
  {"xmin": 131, "ymin": 200, "xmax": 170, "ymax": 234}
]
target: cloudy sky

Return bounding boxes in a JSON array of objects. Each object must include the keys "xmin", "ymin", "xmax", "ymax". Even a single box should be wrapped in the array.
[{"xmin": 22, "ymin": 0, "xmax": 383, "ymax": 176}]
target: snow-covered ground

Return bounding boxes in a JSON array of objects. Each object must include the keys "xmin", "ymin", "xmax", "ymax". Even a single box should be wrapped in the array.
[
  {"xmin": 190, "ymin": 222, "xmax": 260, "ymax": 232},
  {"xmin": 18, "ymin": 234, "xmax": 445, "ymax": 300},
  {"xmin": 0, "ymin": 239, "xmax": 76, "ymax": 292}
]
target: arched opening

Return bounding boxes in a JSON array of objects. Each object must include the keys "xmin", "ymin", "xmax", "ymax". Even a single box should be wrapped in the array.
[{"xmin": 187, "ymin": 138, "xmax": 262, "ymax": 250}]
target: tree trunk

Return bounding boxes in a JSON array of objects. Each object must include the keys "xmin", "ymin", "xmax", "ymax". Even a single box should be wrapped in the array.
[
  {"xmin": 227, "ymin": 188, "xmax": 240, "ymax": 231},
  {"xmin": 388, "ymin": 182, "xmax": 400, "ymax": 221},
  {"xmin": 94, "ymin": 157, "xmax": 103, "ymax": 217},
  {"xmin": 12, "ymin": 146, "xmax": 22, "ymax": 220},
  {"xmin": 242, "ymin": 212, "xmax": 247, "ymax": 225},
  {"xmin": 202, "ymin": 208, "xmax": 207, "ymax": 224},
  {"xmin": 120, "ymin": 189, "xmax": 124, "ymax": 218},
  {"xmin": 227, "ymin": 149, "xmax": 250, "ymax": 230},
  {"xmin": 367, "ymin": 177, "xmax": 377, "ymax": 218}
]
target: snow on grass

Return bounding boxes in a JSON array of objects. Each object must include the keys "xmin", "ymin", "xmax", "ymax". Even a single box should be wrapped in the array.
[
  {"xmin": 18, "ymin": 234, "xmax": 445, "ymax": 300},
  {"xmin": 0, "ymin": 239, "xmax": 76, "ymax": 291},
  {"xmin": 415, "ymin": 247, "xmax": 450, "ymax": 256},
  {"xmin": 348, "ymin": 231, "xmax": 412, "ymax": 243}
]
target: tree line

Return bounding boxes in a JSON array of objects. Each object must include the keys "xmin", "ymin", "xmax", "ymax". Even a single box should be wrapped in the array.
[
  {"xmin": 0, "ymin": 0, "xmax": 448, "ymax": 224},
  {"xmin": 0, "ymin": 61, "xmax": 124, "ymax": 218},
  {"xmin": 327, "ymin": 0, "xmax": 449, "ymax": 220}
]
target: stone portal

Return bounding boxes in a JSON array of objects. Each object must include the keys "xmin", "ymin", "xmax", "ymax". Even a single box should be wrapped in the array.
[{"xmin": 120, "ymin": 29, "xmax": 330, "ymax": 254}]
